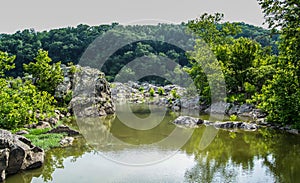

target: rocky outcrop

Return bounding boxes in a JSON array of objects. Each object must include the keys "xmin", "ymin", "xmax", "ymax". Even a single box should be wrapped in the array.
[
  {"xmin": 173, "ymin": 116, "xmax": 258, "ymax": 131},
  {"xmin": 173, "ymin": 116, "xmax": 204, "ymax": 128},
  {"xmin": 56, "ymin": 65, "xmax": 115, "ymax": 117},
  {"xmin": 110, "ymin": 82, "xmax": 266, "ymax": 119},
  {"xmin": 111, "ymin": 82, "xmax": 199, "ymax": 111},
  {"xmin": 0, "ymin": 129, "xmax": 44, "ymax": 182}
]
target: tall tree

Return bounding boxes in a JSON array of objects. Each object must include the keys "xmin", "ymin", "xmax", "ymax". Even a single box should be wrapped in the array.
[
  {"xmin": 23, "ymin": 50, "xmax": 63, "ymax": 95},
  {"xmin": 256, "ymin": 0, "xmax": 300, "ymax": 126}
]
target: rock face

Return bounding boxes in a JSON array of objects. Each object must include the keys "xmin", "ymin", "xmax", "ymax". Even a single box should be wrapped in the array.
[
  {"xmin": 204, "ymin": 102, "xmax": 231, "ymax": 114},
  {"xmin": 0, "ymin": 130, "xmax": 44, "ymax": 181},
  {"xmin": 56, "ymin": 65, "xmax": 115, "ymax": 117}
]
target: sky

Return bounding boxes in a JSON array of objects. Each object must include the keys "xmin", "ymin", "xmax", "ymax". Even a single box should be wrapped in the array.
[{"xmin": 0, "ymin": 0, "xmax": 265, "ymax": 34}]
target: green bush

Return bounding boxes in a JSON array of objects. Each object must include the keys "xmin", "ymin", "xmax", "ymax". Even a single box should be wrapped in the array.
[
  {"xmin": 149, "ymin": 87, "xmax": 155, "ymax": 97},
  {"xmin": 139, "ymin": 86, "xmax": 144, "ymax": 92},
  {"xmin": 226, "ymin": 93, "xmax": 245, "ymax": 104},
  {"xmin": 0, "ymin": 78, "xmax": 56, "ymax": 129},
  {"xmin": 171, "ymin": 89, "xmax": 180, "ymax": 99},
  {"xmin": 158, "ymin": 87, "xmax": 165, "ymax": 96},
  {"xmin": 229, "ymin": 115, "xmax": 238, "ymax": 121}
]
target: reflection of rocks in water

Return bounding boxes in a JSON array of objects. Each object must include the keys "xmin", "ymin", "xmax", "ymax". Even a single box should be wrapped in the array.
[{"xmin": 76, "ymin": 115, "xmax": 116, "ymax": 148}]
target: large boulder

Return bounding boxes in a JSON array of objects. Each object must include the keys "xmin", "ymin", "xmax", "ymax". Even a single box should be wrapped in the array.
[
  {"xmin": 0, "ymin": 129, "xmax": 44, "ymax": 181},
  {"xmin": 69, "ymin": 66, "xmax": 115, "ymax": 117}
]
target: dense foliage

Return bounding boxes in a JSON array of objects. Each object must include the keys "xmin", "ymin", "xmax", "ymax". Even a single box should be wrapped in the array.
[
  {"xmin": 186, "ymin": 0, "xmax": 299, "ymax": 128},
  {"xmin": 186, "ymin": 13, "xmax": 276, "ymax": 104},
  {"xmin": 24, "ymin": 49, "xmax": 63, "ymax": 95},
  {"xmin": 0, "ymin": 50, "xmax": 60, "ymax": 129},
  {"xmin": 255, "ymin": 0, "xmax": 300, "ymax": 127},
  {"xmin": 0, "ymin": 22, "xmax": 278, "ymax": 80}
]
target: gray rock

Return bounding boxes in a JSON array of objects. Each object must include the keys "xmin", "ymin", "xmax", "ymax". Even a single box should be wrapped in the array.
[
  {"xmin": 60, "ymin": 137, "xmax": 74, "ymax": 147},
  {"xmin": 214, "ymin": 122, "xmax": 234, "ymax": 129},
  {"xmin": 228, "ymin": 104, "xmax": 239, "ymax": 115},
  {"xmin": 250, "ymin": 109, "xmax": 267, "ymax": 118},
  {"xmin": 237, "ymin": 104, "xmax": 255, "ymax": 116},
  {"xmin": 205, "ymin": 102, "xmax": 231, "ymax": 114},
  {"xmin": 287, "ymin": 129, "xmax": 299, "ymax": 135},
  {"xmin": 173, "ymin": 116, "xmax": 203, "ymax": 128},
  {"xmin": 0, "ymin": 130, "xmax": 44, "ymax": 181},
  {"xmin": 213, "ymin": 121, "xmax": 244, "ymax": 129},
  {"xmin": 181, "ymin": 97, "xmax": 199, "ymax": 110},
  {"xmin": 0, "ymin": 149, "xmax": 9, "ymax": 182},
  {"xmin": 36, "ymin": 121, "xmax": 51, "ymax": 129},
  {"xmin": 48, "ymin": 125, "xmax": 79, "ymax": 136},
  {"xmin": 15, "ymin": 130, "xmax": 29, "ymax": 135},
  {"xmin": 49, "ymin": 117, "xmax": 59, "ymax": 126},
  {"xmin": 256, "ymin": 118, "xmax": 268, "ymax": 126},
  {"xmin": 240, "ymin": 123, "xmax": 258, "ymax": 130},
  {"xmin": 172, "ymin": 106, "xmax": 181, "ymax": 111}
]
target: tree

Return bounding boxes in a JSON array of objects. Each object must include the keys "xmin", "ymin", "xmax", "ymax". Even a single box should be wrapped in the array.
[
  {"xmin": 0, "ymin": 51, "xmax": 15, "ymax": 76},
  {"xmin": 187, "ymin": 13, "xmax": 241, "ymax": 46},
  {"xmin": 256, "ymin": 0, "xmax": 300, "ymax": 127},
  {"xmin": 23, "ymin": 49, "xmax": 63, "ymax": 95}
]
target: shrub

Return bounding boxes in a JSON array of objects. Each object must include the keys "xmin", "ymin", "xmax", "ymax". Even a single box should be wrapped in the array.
[
  {"xmin": 158, "ymin": 87, "xmax": 165, "ymax": 96},
  {"xmin": 149, "ymin": 87, "xmax": 155, "ymax": 97},
  {"xmin": 139, "ymin": 86, "xmax": 144, "ymax": 92},
  {"xmin": 171, "ymin": 89, "xmax": 180, "ymax": 99},
  {"xmin": 0, "ymin": 78, "xmax": 56, "ymax": 129},
  {"xmin": 229, "ymin": 115, "xmax": 238, "ymax": 121}
]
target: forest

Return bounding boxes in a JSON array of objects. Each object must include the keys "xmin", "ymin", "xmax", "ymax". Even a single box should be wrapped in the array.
[{"xmin": 0, "ymin": 0, "xmax": 299, "ymax": 130}]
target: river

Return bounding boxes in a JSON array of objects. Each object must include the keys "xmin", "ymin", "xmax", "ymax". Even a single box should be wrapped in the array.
[{"xmin": 5, "ymin": 104, "xmax": 300, "ymax": 183}]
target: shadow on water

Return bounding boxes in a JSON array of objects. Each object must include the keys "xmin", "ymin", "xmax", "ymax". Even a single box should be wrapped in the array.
[{"xmin": 5, "ymin": 104, "xmax": 300, "ymax": 183}]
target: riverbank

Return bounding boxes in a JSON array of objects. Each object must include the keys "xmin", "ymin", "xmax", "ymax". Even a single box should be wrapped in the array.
[{"xmin": 110, "ymin": 81, "xmax": 299, "ymax": 135}]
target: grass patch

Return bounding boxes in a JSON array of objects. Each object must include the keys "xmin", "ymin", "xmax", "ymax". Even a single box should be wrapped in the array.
[
  {"xmin": 24, "ymin": 133, "xmax": 65, "ymax": 150},
  {"xmin": 24, "ymin": 127, "xmax": 66, "ymax": 150},
  {"xmin": 28, "ymin": 128, "xmax": 51, "ymax": 135}
]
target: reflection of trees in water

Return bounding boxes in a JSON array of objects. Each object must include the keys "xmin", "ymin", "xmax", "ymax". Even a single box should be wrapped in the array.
[
  {"xmin": 7, "ymin": 113, "xmax": 299, "ymax": 183},
  {"xmin": 183, "ymin": 127, "xmax": 300, "ymax": 183},
  {"xmin": 184, "ymin": 154, "xmax": 237, "ymax": 183},
  {"xmin": 40, "ymin": 136, "xmax": 92, "ymax": 182}
]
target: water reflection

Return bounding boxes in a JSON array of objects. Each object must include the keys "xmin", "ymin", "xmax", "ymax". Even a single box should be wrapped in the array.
[{"xmin": 5, "ymin": 105, "xmax": 300, "ymax": 183}]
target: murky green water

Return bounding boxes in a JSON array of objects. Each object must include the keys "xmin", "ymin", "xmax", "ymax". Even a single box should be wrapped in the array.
[{"xmin": 6, "ymin": 105, "xmax": 300, "ymax": 183}]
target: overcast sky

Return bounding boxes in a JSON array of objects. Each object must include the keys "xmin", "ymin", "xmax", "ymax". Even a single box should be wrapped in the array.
[{"xmin": 0, "ymin": 0, "xmax": 265, "ymax": 33}]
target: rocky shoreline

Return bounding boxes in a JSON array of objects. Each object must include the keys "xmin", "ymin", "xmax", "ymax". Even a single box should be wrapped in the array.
[
  {"xmin": 110, "ymin": 81, "xmax": 299, "ymax": 135},
  {"xmin": 1, "ymin": 67, "xmax": 299, "ymax": 181}
]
